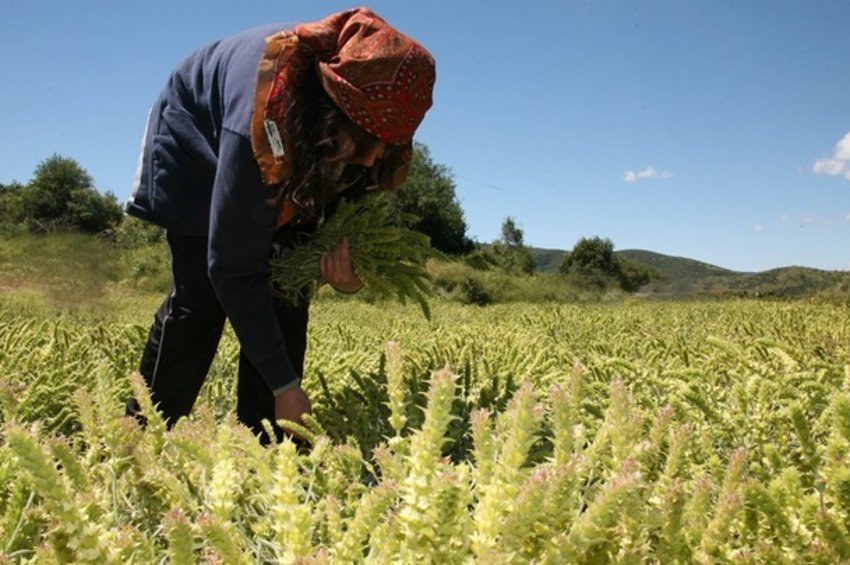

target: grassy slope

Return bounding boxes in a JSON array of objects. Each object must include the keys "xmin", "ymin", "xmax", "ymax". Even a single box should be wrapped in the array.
[
  {"xmin": 0, "ymin": 232, "xmax": 168, "ymax": 315},
  {"xmin": 0, "ymin": 232, "xmax": 122, "ymax": 304}
]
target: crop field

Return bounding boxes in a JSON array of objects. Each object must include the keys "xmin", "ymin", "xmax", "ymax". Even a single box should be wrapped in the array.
[{"xmin": 1, "ymin": 297, "xmax": 849, "ymax": 563}]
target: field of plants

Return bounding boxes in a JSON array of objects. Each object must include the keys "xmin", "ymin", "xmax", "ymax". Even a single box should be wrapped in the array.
[{"xmin": 1, "ymin": 297, "xmax": 849, "ymax": 563}]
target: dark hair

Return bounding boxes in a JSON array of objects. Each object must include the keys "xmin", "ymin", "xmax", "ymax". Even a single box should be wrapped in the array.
[{"xmin": 277, "ymin": 57, "xmax": 384, "ymax": 221}]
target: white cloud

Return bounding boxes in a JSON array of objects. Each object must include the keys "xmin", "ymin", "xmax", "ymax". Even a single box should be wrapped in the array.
[
  {"xmin": 836, "ymin": 132, "xmax": 850, "ymax": 160},
  {"xmin": 813, "ymin": 158, "xmax": 845, "ymax": 176},
  {"xmin": 813, "ymin": 131, "xmax": 850, "ymax": 180},
  {"xmin": 780, "ymin": 213, "xmax": 789, "ymax": 221},
  {"xmin": 623, "ymin": 166, "xmax": 674, "ymax": 183},
  {"xmin": 788, "ymin": 214, "xmax": 844, "ymax": 226},
  {"xmin": 754, "ymin": 224, "xmax": 764, "ymax": 233}
]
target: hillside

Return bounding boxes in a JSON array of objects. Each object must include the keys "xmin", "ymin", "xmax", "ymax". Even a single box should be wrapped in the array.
[
  {"xmin": 529, "ymin": 247, "xmax": 569, "ymax": 273},
  {"xmin": 532, "ymin": 247, "xmax": 849, "ymax": 300},
  {"xmin": 616, "ymin": 249, "xmax": 740, "ymax": 298}
]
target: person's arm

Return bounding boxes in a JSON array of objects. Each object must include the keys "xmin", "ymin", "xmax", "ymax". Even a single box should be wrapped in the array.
[{"xmin": 206, "ymin": 128, "xmax": 300, "ymax": 396}]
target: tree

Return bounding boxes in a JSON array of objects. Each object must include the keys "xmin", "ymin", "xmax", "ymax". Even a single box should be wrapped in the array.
[
  {"xmin": 560, "ymin": 237, "xmax": 617, "ymax": 277},
  {"xmin": 391, "ymin": 143, "xmax": 473, "ymax": 254},
  {"xmin": 616, "ymin": 258, "xmax": 655, "ymax": 292},
  {"xmin": 23, "ymin": 155, "xmax": 94, "ymax": 222},
  {"xmin": 501, "ymin": 217, "xmax": 524, "ymax": 247},
  {"xmin": 15, "ymin": 155, "xmax": 123, "ymax": 233},
  {"xmin": 0, "ymin": 181, "xmax": 25, "ymax": 226},
  {"xmin": 65, "ymin": 187, "xmax": 124, "ymax": 233},
  {"xmin": 560, "ymin": 236, "xmax": 655, "ymax": 291},
  {"xmin": 490, "ymin": 216, "xmax": 535, "ymax": 275}
]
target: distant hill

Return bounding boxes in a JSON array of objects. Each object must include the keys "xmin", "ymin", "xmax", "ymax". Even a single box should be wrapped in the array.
[
  {"xmin": 616, "ymin": 249, "xmax": 739, "ymax": 298},
  {"xmin": 529, "ymin": 247, "xmax": 569, "ymax": 273},
  {"xmin": 531, "ymin": 247, "xmax": 849, "ymax": 299}
]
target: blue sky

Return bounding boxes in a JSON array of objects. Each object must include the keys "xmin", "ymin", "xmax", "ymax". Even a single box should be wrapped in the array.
[{"xmin": 1, "ymin": 0, "xmax": 848, "ymax": 271}]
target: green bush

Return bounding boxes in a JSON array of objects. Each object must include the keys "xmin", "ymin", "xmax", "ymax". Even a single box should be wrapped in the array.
[
  {"xmin": 429, "ymin": 259, "xmax": 583, "ymax": 305},
  {"xmin": 64, "ymin": 188, "xmax": 123, "ymax": 234},
  {"xmin": 561, "ymin": 236, "xmax": 657, "ymax": 293},
  {"xmin": 4, "ymin": 155, "xmax": 124, "ymax": 234},
  {"xmin": 119, "ymin": 244, "xmax": 171, "ymax": 293},
  {"xmin": 109, "ymin": 217, "xmax": 170, "ymax": 293},
  {"xmin": 459, "ymin": 276, "xmax": 493, "ymax": 306},
  {"xmin": 112, "ymin": 216, "xmax": 165, "ymax": 249},
  {"xmin": 463, "ymin": 247, "xmax": 498, "ymax": 271},
  {"xmin": 616, "ymin": 257, "xmax": 656, "ymax": 291}
]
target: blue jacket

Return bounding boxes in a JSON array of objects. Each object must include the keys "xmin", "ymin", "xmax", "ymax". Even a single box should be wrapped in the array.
[{"xmin": 127, "ymin": 24, "xmax": 302, "ymax": 395}]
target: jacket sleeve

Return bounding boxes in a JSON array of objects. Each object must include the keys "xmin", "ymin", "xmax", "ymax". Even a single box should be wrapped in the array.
[{"xmin": 207, "ymin": 128, "xmax": 299, "ymax": 396}]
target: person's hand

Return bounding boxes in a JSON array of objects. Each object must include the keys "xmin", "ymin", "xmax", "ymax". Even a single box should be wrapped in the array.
[
  {"xmin": 274, "ymin": 385, "xmax": 312, "ymax": 441},
  {"xmin": 319, "ymin": 236, "xmax": 363, "ymax": 294}
]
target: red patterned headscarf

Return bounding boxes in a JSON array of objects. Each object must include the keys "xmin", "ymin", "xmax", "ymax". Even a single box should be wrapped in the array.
[
  {"xmin": 251, "ymin": 8, "xmax": 436, "ymax": 193},
  {"xmin": 296, "ymin": 8, "xmax": 436, "ymax": 146}
]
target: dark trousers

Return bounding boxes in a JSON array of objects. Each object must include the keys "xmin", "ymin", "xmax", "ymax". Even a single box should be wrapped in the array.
[{"xmin": 125, "ymin": 231, "xmax": 309, "ymax": 445}]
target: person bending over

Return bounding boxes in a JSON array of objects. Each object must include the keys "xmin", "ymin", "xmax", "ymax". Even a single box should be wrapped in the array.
[{"xmin": 124, "ymin": 8, "xmax": 436, "ymax": 444}]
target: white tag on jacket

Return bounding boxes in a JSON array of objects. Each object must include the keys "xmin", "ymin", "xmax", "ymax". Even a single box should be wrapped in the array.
[{"xmin": 264, "ymin": 120, "xmax": 286, "ymax": 159}]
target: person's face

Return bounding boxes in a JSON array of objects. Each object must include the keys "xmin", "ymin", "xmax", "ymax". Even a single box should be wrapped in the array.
[
  {"xmin": 335, "ymin": 124, "xmax": 388, "ymax": 167},
  {"xmin": 355, "ymin": 139, "xmax": 388, "ymax": 167}
]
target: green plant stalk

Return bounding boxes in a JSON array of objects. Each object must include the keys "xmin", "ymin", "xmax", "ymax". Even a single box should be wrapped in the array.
[{"xmin": 268, "ymin": 192, "xmax": 435, "ymax": 319}]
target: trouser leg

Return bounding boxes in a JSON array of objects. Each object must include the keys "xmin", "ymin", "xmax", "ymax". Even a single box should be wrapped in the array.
[
  {"xmin": 126, "ymin": 232, "xmax": 226, "ymax": 427},
  {"xmin": 236, "ymin": 298, "xmax": 310, "ymax": 445}
]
